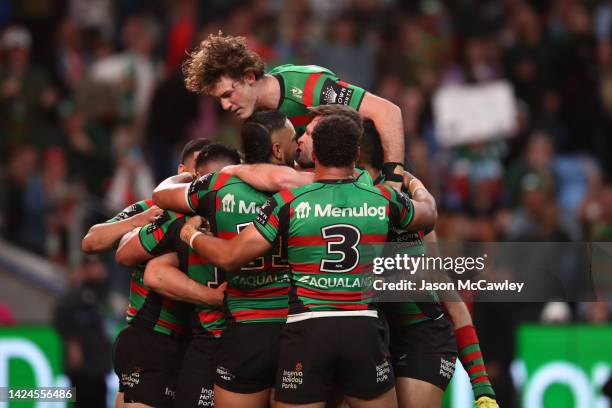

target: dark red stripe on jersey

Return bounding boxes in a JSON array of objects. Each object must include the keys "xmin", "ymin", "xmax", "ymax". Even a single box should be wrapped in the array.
[
  {"xmin": 337, "ymin": 80, "xmax": 348, "ymax": 87},
  {"xmin": 227, "ymin": 286, "xmax": 289, "ymax": 298},
  {"xmin": 210, "ymin": 329, "xmax": 223, "ymax": 337},
  {"xmin": 190, "ymin": 192, "xmax": 199, "ymax": 210},
  {"xmin": 297, "ymin": 287, "xmax": 372, "ymax": 301},
  {"xmin": 279, "ymin": 190, "xmax": 294, "ymax": 204},
  {"xmin": 375, "ymin": 185, "xmax": 391, "ymax": 200},
  {"xmin": 144, "ymin": 198, "xmax": 154, "ymax": 208},
  {"xmin": 303, "ymin": 73, "xmax": 323, "ymax": 106},
  {"xmin": 153, "ymin": 227, "xmax": 164, "ymax": 243},
  {"xmin": 232, "ymin": 308, "xmax": 288, "ymax": 320},
  {"xmin": 288, "ymin": 234, "xmax": 386, "ymax": 246},
  {"xmin": 418, "ymin": 231, "xmax": 425, "ymax": 238},
  {"xmin": 157, "ymin": 318, "xmax": 185, "ymax": 334},
  {"xmin": 188, "ymin": 252, "xmax": 210, "ymax": 265},
  {"xmin": 269, "ymin": 214, "xmax": 279, "ymax": 229},
  {"xmin": 126, "ymin": 306, "xmax": 138, "ymax": 316},
  {"xmin": 215, "ymin": 195, "xmax": 220, "ymax": 211},
  {"xmin": 289, "ymin": 115, "xmax": 310, "ymax": 127},
  {"xmin": 198, "ymin": 310, "xmax": 224, "ymax": 323},
  {"xmin": 130, "ymin": 281, "xmax": 149, "ymax": 297},
  {"xmin": 400, "ymin": 206, "xmax": 407, "ymax": 219},
  {"xmin": 212, "ymin": 173, "xmax": 232, "ymax": 191},
  {"xmin": 218, "ymin": 231, "xmax": 238, "ymax": 240}
]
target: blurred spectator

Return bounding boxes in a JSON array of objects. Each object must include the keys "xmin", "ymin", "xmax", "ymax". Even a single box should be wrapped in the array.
[{"xmin": 53, "ymin": 255, "xmax": 111, "ymax": 408}]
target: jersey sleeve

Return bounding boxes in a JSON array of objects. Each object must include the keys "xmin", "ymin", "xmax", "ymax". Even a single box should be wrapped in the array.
[
  {"xmin": 186, "ymin": 172, "xmax": 216, "ymax": 213},
  {"xmin": 138, "ymin": 211, "xmax": 184, "ymax": 256},
  {"xmin": 105, "ymin": 199, "xmax": 152, "ymax": 223},
  {"xmin": 254, "ymin": 194, "xmax": 284, "ymax": 244},
  {"xmin": 312, "ymin": 73, "xmax": 366, "ymax": 111},
  {"xmin": 385, "ymin": 186, "xmax": 415, "ymax": 229}
]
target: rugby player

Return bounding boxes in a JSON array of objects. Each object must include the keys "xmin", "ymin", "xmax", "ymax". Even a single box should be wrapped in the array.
[
  {"xmin": 82, "ymin": 139, "xmax": 215, "ymax": 408},
  {"xmin": 115, "ymin": 143, "xmax": 241, "ymax": 407},
  {"xmin": 152, "ymin": 110, "xmax": 297, "ymax": 408},
  {"xmin": 179, "ymin": 114, "xmax": 438, "ymax": 408},
  {"xmin": 182, "ymin": 32, "xmax": 407, "ymax": 187},
  {"xmin": 360, "ymin": 122, "xmax": 499, "ymax": 408}
]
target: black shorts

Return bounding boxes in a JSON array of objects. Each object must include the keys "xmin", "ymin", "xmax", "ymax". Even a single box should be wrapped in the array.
[
  {"xmin": 274, "ymin": 316, "xmax": 394, "ymax": 404},
  {"xmin": 389, "ymin": 316, "xmax": 458, "ymax": 391},
  {"xmin": 173, "ymin": 335, "xmax": 219, "ymax": 407},
  {"xmin": 215, "ymin": 321, "xmax": 284, "ymax": 394},
  {"xmin": 113, "ymin": 324, "xmax": 186, "ymax": 407}
]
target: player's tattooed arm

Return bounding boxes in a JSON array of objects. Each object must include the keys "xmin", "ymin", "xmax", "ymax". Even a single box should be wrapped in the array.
[
  {"xmin": 115, "ymin": 227, "xmax": 154, "ymax": 267},
  {"xmin": 152, "ymin": 172, "xmax": 195, "ymax": 213},
  {"xmin": 144, "ymin": 252, "xmax": 226, "ymax": 306},
  {"xmin": 81, "ymin": 205, "xmax": 163, "ymax": 253},
  {"xmin": 358, "ymin": 92, "xmax": 404, "ymax": 172},
  {"xmin": 221, "ymin": 164, "xmax": 315, "ymax": 191},
  {"xmin": 180, "ymin": 216, "xmax": 272, "ymax": 271}
]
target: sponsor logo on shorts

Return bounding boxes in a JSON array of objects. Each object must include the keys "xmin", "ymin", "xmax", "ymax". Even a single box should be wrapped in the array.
[
  {"xmin": 439, "ymin": 356, "xmax": 456, "ymax": 380},
  {"xmin": 281, "ymin": 362, "xmax": 304, "ymax": 389},
  {"xmin": 376, "ymin": 359, "xmax": 392, "ymax": 383},
  {"xmin": 198, "ymin": 387, "xmax": 214, "ymax": 407},
  {"xmin": 164, "ymin": 386, "xmax": 176, "ymax": 399},
  {"xmin": 120, "ymin": 367, "xmax": 142, "ymax": 388},
  {"xmin": 216, "ymin": 365, "xmax": 235, "ymax": 382}
]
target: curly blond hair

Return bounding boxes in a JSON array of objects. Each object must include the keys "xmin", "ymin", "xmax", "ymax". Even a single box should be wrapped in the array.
[{"xmin": 183, "ymin": 32, "xmax": 265, "ymax": 94}]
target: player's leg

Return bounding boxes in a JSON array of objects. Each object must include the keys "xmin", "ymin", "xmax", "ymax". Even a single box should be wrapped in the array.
[
  {"xmin": 396, "ymin": 378, "xmax": 443, "ymax": 408},
  {"xmin": 124, "ymin": 403, "xmax": 153, "ymax": 408},
  {"xmin": 214, "ymin": 322, "xmax": 284, "ymax": 408},
  {"xmin": 275, "ymin": 401, "xmax": 325, "ymax": 408},
  {"xmin": 114, "ymin": 392, "xmax": 124, "ymax": 408},
  {"xmin": 338, "ymin": 317, "xmax": 397, "ymax": 408},
  {"xmin": 344, "ymin": 388, "xmax": 398, "ymax": 408},
  {"xmin": 173, "ymin": 336, "xmax": 218, "ymax": 407}
]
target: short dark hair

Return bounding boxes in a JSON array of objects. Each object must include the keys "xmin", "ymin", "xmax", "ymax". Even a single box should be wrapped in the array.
[
  {"xmin": 307, "ymin": 105, "xmax": 363, "ymax": 136},
  {"xmin": 241, "ymin": 110, "xmax": 288, "ymax": 164},
  {"xmin": 181, "ymin": 138, "xmax": 211, "ymax": 164},
  {"xmin": 195, "ymin": 143, "xmax": 241, "ymax": 169},
  {"xmin": 312, "ymin": 115, "xmax": 360, "ymax": 167},
  {"xmin": 360, "ymin": 120, "xmax": 383, "ymax": 170}
]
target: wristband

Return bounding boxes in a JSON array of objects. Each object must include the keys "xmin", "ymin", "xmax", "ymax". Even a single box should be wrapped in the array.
[
  {"xmin": 382, "ymin": 162, "xmax": 404, "ymax": 182},
  {"xmin": 189, "ymin": 231, "xmax": 204, "ymax": 248}
]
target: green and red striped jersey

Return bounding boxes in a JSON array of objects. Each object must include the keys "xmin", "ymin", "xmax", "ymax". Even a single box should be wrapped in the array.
[
  {"xmin": 373, "ymin": 175, "xmax": 443, "ymax": 327},
  {"xmin": 254, "ymin": 178, "xmax": 414, "ymax": 320},
  {"xmin": 187, "ymin": 172, "xmax": 291, "ymax": 324},
  {"xmin": 139, "ymin": 211, "xmax": 225, "ymax": 338},
  {"xmin": 268, "ymin": 64, "xmax": 366, "ymax": 136},
  {"xmin": 105, "ymin": 201, "xmax": 190, "ymax": 336}
]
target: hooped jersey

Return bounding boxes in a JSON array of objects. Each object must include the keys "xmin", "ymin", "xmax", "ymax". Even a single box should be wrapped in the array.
[
  {"xmin": 187, "ymin": 172, "xmax": 291, "ymax": 324},
  {"xmin": 139, "ymin": 211, "xmax": 225, "ymax": 338},
  {"xmin": 268, "ymin": 64, "xmax": 366, "ymax": 136},
  {"xmin": 106, "ymin": 201, "xmax": 191, "ymax": 336},
  {"xmin": 254, "ymin": 179, "xmax": 415, "ymax": 319}
]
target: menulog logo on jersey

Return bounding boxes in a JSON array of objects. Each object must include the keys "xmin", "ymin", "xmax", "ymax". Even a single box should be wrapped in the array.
[
  {"xmin": 294, "ymin": 202, "xmax": 386, "ymax": 220},
  {"xmin": 221, "ymin": 193, "xmax": 260, "ymax": 214}
]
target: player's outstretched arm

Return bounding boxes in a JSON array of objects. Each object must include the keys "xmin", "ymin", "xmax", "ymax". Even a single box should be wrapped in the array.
[
  {"xmin": 358, "ymin": 92, "xmax": 405, "ymax": 166},
  {"xmin": 152, "ymin": 172, "xmax": 195, "ymax": 213},
  {"xmin": 221, "ymin": 164, "xmax": 315, "ymax": 191},
  {"xmin": 82, "ymin": 205, "xmax": 163, "ymax": 253},
  {"xmin": 115, "ymin": 228, "xmax": 154, "ymax": 267},
  {"xmin": 180, "ymin": 216, "xmax": 272, "ymax": 271},
  {"xmin": 144, "ymin": 252, "xmax": 226, "ymax": 306}
]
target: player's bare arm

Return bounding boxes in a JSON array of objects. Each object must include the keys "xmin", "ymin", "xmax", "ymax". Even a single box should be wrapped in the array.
[
  {"xmin": 115, "ymin": 227, "xmax": 154, "ymax": 267},
  {"xmin": 358, "ymin": 92, "xmax": 405, "ymax": 167},
  {"xmin": 180, "ymin": 216, "xmax": 272, "ymax": 271},
  {"xmin": 81, "ymin": 205, "xmax": 163, "ymax": 253},
  {"xmin": 221, "ymin": 163, "xmax": 315, "ymax": 191},
  {"xmin": 144, "ymin": 252, "xmax": 226, "ymax": 307},
  {"xmin": 152, "ymin": 172, "xmax": 195, "ymax": 213},
  {"xmin": 403, "ymin": 173, "xmax": 437, "ymax": 233}
]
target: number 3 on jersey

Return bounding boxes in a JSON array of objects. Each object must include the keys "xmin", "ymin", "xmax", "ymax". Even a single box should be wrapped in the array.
[{"xmin": 320, "ymin": 224, "xmax": 361, "ymax": 273}]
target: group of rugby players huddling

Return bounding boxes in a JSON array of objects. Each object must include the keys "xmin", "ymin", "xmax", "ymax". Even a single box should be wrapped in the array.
[{"xmin": 82, "ymin": 33, "xmax": 499, "ymax": 408}]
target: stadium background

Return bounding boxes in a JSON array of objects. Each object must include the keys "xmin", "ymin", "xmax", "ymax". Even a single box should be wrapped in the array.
[{"xmin": 0, "ymin": 0, "xmax": 610, "ymax": 407}]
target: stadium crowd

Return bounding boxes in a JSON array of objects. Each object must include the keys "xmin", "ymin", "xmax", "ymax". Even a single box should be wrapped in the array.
[{"xmin": 0, "ymin": 0, "xmax": 611, "ymax": 406}]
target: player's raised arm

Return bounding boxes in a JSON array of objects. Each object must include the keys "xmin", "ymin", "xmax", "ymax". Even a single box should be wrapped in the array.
[
  {"xmin": 180, "ymin": 216, "xmax": 272, "ymax": 271},
  {"xmin": 152, "ymin": 172, "xmax": 195, "ymax": 213},
  {"xmin": 387, "ymin": 173, "xmax": 437, "ymax": 233},
  {"xmin": 82, "ymin": 204, "xmax": 162, "ymax": 253},
  {"xmin": 221, "ymin": 163, "xmax": 315, "ymax": 191},
  {"xmin": 358, "ymin": 92, "xmax": 405, "ymax": 177},
  {"xmin": 143, "ymin": 252, "xmax": 226, "ymax": 306}
]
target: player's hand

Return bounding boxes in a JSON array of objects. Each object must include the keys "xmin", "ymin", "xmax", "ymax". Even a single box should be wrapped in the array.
[
  {"xmin": 207, "ymin": 282, "xmax": 227, "ymax": 307},
  {"xmin": 475, "ymin": 396, "xmax": 499, "ymax": 408},
  {"xmin": 131, "ymin": 205, "xmax": 163, "ymax": 228}
]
